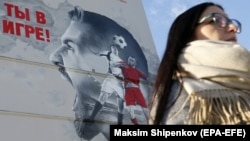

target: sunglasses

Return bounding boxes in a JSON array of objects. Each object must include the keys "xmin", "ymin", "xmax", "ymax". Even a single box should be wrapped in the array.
[{"xmin": 198, "ymin": 13, "xmax": 241, "ymax": 33}]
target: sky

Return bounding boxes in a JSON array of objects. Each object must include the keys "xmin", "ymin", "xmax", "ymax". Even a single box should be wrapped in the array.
[{"xmin": 142, "ymin": 0, "xmax": 249, "ymax": 60}]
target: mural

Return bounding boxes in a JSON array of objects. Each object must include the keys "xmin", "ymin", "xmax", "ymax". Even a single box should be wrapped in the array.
[{"xmin": 0, "ymin": 0, "xmax": 160, "ymax": 141}]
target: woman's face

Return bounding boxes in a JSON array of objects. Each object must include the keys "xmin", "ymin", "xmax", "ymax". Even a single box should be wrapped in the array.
[{"xmin": 194, "ymin": 6, "xmax": 240, "ymax": 42}]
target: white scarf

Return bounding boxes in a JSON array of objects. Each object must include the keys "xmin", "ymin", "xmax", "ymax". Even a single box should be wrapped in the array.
[{"xmin": 177, "ymin": 40, "xmax": 250, "ymax": 124}]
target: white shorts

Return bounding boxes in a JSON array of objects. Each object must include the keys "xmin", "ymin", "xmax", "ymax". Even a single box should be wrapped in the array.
[{"xmin": 101, "ymin": 75, "xmax": 124, "ymax": 99}]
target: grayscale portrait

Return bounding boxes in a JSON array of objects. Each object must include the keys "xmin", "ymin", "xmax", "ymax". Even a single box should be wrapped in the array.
[{"xmin": 49, "ymin": 6, "xmax": 149, "ymax": 140}]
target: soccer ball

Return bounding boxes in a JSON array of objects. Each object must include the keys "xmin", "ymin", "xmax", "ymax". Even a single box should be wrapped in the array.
[{"xmin": 112, "ymin": 35, "xmax": 127, "ymax": 49}]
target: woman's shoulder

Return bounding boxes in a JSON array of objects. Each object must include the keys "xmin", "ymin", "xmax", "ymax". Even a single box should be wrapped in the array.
[{"xmin": 161, "ymin": 81, "xmax": 190, "ymax": 124}]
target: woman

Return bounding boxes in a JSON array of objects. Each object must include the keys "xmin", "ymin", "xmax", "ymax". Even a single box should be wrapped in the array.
[{"xmin": 148, "ymin": 2, "xmax": 250, "ymax": 125}]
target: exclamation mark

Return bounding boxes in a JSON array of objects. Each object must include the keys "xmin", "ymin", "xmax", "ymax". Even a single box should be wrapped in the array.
[{"xmin": 46, "ymin": 29, "xmax": 50, "ymax": 42}]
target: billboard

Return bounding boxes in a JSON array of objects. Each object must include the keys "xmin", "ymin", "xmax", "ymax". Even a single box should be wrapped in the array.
[{"xmin": 0, "ymin": 0, "xmax": 160, "ymax": 140}]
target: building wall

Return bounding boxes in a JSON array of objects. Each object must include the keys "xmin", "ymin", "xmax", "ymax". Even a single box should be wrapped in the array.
[{"xmin": 0, "ymin": 0, "xmax": 160, "ymax": 140}]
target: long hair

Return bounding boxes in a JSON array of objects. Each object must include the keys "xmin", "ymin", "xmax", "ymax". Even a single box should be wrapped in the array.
[{"xmin": 149, "ymin": 2, "xmax": 223, "ymax": 124}]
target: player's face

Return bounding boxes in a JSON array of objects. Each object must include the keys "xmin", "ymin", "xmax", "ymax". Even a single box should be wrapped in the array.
[
  {"xmin": 128, "ymin": 57, "xmax": 136, "ymax": 66},
  {"xmin": 49, "ymin": 21, "xmax": 108, "ymax": 139},
  {"xmin": 50, "ymin": 21, "xmax": 107, "ymax": 84},
  {"xmin": 111, "ymin": 46, "xmax": 119, "ymax": 55}
]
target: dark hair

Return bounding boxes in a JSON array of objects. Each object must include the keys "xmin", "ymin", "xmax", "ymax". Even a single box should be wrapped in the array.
[{"xmin": 149, "ymin": 2, "xmax": 223, "ymax": 124}]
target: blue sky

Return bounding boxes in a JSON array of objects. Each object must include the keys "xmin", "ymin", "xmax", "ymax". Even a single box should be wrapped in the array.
[{"xmin": 142, "ymin": 0, "xmax": 249, "ymax": 59}]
